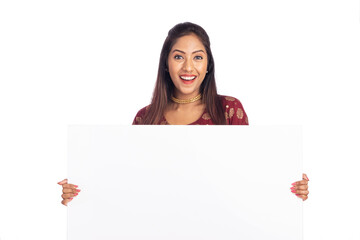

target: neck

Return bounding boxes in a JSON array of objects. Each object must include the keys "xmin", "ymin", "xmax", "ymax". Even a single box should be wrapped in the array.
[
  {"xmin": 173, "ymin": 90, "xmax": 201, "ymax": 101},
  {"xmin": 169, "ymin": 92, "xmax": 204, "ymax": 111},
  {"xmin": 169, "ymin": 100, "xmax": 204, "ymax": 112}
]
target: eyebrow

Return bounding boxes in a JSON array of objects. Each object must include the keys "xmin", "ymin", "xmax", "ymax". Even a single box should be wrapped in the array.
[{"xmin": 172, "ymin": 49, "xmax": 205, "ymax": 54}]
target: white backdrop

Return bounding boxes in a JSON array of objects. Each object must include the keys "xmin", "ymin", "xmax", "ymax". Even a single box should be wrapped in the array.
[{"xmin": 0, "ymin": 0, "xmax": 359, "ymax": 240}]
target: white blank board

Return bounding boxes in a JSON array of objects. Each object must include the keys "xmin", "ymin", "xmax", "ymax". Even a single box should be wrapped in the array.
[{"xmin": 68, "ymin": 126, "xmax": 303, "ymax": 240}]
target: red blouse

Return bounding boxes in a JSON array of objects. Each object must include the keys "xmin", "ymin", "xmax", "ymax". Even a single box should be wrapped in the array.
[{"xmin": 132, "ymin": 95, "xmax": 249, "ymax": 125}]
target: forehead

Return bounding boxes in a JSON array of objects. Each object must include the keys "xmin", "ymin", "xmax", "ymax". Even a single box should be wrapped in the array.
[{"xmin": 171, "ymin": 34, "xmax": 206, "ymax": 52}]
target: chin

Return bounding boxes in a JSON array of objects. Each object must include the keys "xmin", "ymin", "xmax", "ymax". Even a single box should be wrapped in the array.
[{"xmin": 178, "ymin": 88, "xmax": 199, "ymax": 97}]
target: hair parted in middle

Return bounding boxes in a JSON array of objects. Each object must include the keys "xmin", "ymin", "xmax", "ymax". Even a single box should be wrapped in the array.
[{"xmin": 142, "ymin": 22, "xmax": 227, "ymax": 125}]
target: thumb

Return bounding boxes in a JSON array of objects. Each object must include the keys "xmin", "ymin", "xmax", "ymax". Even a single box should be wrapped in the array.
[
  {"xmin": 302, "ymin": 173, "xmax": 309, "ymax": 181},
  {"xmin": 57, "ymin": 179, "xmax": 68, "ymax": 185}
]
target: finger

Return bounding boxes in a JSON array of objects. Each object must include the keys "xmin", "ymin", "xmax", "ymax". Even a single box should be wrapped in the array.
[
  {"xmin": 295, "ymin": 184, "xmax": 308, "ymax": 190},
  {"xmin": 61, "ymin": 199, "xmax": 67, "ymax": 206},
  {"xmin": 61, "ymin": 198, "xmax": 73, "ymax": 206},
  {"xmin": 299, "ymin": 180, "xmax": 308, "ymax": 186},
  {"xmin": 296, "ymin": 194, "xmax": 309, "ymax": 201},
  {"xmin": 62, "ymin": 193, "xmax": 78, "ymax": 199},
  {"xmin": 62, "ymin": 188, "xmax": 78, "ymax": 194},
  {"xmin": 303, "ymin": 173, "xmax": 309, "ymax": 181},
  {"xmin": 57, "ymin": 179, "xmax": 68, "ymax": 185},
  {"xmin": 294, "ymin": 190, "xmax": 309, "ymax": 196},
  {"xmin": 62, "ymin": 184, "xmax": 78, "ymax": 189},
  {"xmin": 295, "ymin": 194, "xmax": 306, "ymax": 200},
  {"xmin": 293, "ymin": 180, "xmax": 308, "ymax": 186}
]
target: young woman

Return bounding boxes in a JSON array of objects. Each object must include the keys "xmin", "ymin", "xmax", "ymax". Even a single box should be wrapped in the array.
[{"xmin": 58, "ymin": 22, "xmax": 310, "ymax": 206}]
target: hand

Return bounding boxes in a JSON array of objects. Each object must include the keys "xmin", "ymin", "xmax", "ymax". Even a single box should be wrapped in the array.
[
  {"xmin": 57, "ymin": 178, "xmax": 81, "ymax": 206},
  {"xmin": 290, "ymin": 173, "xmax": 309, "ymax": 201}
]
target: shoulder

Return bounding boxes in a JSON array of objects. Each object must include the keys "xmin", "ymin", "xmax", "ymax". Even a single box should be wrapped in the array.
[
  {"xmin": 219, "ymin": 95, "xmax": 245, "ymax": 112},
  {"xmin": 218, "ymin": 95, "xmax": 249, "ymax": 125},
  {"xmin": 219, "ymin": 95, "xmax": 242, "ymax": 107},
  {"xmin": 132, "ymin": 105, "xmax": 150, "ymax": 125}
]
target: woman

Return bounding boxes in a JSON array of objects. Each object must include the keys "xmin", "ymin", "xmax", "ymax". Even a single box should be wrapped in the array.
[{"xmin": 58, "ymin": 22, "xmax": 310, "ymax": 205}]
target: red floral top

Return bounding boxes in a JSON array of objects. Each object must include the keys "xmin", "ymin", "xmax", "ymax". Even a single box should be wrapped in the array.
[{"xmin": 132, "ymin": 95, "xmax": 249, "ymax": 125}]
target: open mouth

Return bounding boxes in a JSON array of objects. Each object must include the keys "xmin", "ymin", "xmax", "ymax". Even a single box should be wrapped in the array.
[{"xmin": 180, "ymin": 75, "xmax": 197, "ymax": 84}]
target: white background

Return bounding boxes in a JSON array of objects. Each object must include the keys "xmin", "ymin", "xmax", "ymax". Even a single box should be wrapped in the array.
[{"xmin": 0, "ymin": 0, "xmax": 359, "ymax": 240}]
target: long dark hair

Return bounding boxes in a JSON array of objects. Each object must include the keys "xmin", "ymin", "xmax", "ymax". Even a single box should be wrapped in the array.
[{"xmin": 143, "ymin": 22, "xmax": 226, "ymax": 125}]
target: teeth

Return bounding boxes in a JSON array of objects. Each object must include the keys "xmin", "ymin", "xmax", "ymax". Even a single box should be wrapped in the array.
[{"xmin": 180, "ymin": 76, "xmax": 196, "ymax": 80}]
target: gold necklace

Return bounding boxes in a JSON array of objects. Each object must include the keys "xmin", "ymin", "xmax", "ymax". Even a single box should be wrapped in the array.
[{"xmin": 171, "ymin": 93, "xmax": 202, "ymax": 104}]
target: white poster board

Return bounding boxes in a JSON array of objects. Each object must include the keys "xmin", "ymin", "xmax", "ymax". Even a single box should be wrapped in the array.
[{"xmin": 68, "ymin": 126, "xmax": 303, "ymax": 240}]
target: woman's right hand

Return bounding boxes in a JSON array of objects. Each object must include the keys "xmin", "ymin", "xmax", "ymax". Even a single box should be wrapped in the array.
[{"xmin": 57, "ymin": 178, "xmax": 81, "ymax": 206}]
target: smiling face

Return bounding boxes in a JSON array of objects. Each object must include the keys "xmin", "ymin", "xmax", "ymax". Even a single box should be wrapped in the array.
[{"xmin": 167, "ymin": 33, "xmax": 208, "ymax": 99}]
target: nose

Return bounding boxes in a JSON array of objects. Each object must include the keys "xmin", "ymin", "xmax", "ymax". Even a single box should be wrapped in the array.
[{"xmin": 183, "ymin": 57, "xmax": 194, "ymax": 72}]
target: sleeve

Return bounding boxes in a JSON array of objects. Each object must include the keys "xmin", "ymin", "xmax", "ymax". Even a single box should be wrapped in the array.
[
  {"xmin": 223, "ymin": 96, "xmax": 249, "ymax": 125},
  {"xmin": 132, "ymin": 106, "xmax": 148, "ymax": 125}
]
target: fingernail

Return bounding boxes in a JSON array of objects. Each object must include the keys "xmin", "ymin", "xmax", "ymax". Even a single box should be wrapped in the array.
[
  {"xmin": 76, "ymin": 189, "xmax": 81, "ymax": 192},
  {"xmin": 74, "ymin": 185, "xmax": 78, "ymax": 188},
  {"xmin": 291, "ymin": 182, "xmax": 296, "ymax": 186},
  {"xmin": 291, "ymin": 189, "xmax": 296, "ymax": 193},
  {"xmin": 290, "ymin": 187, "xmax": 295, "ymax": 190},
  {"xmin": 69, "ymin": 197, "xmax": 73, "ymax": 200},
  {"xmin": 74, "ymin": 193, "xmax": 78, "ymax": 196},
  {"xmin": 295, "ymin": 194, "xmax": 300, "ymax": 196}
]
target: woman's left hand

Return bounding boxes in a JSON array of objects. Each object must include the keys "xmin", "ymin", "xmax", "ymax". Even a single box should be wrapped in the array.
[{"xmin": 290, "ymin": 173, "xmax": 309, "ymax": 201}]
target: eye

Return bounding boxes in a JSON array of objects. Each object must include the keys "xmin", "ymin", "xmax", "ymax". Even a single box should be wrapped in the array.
[
  {"xmin": 194, "ymin": 56, "xmax": 203, "ymax": 60},
  {"xmin": 174, "ymin": 55, "xmax": 183, "ymax": 60}
]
